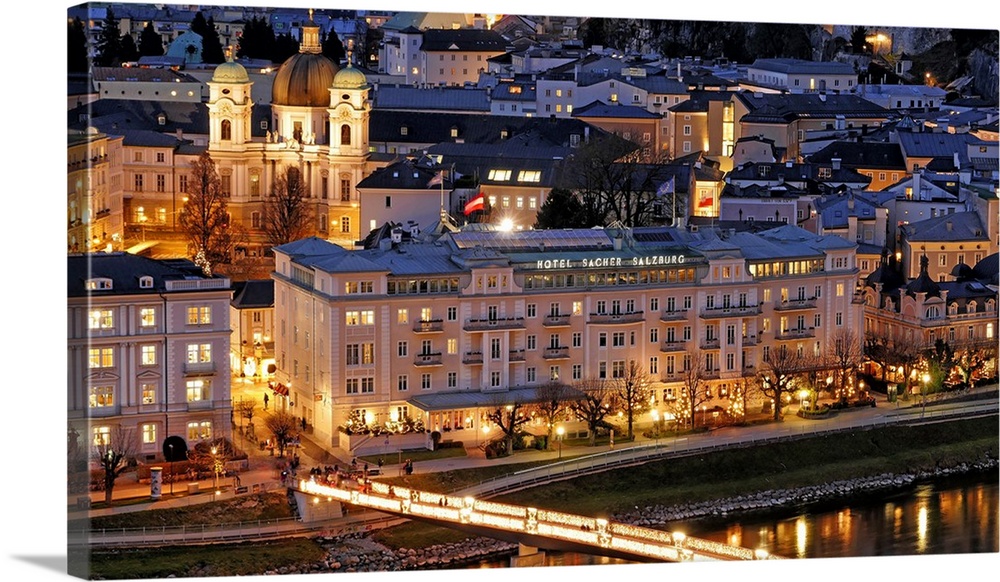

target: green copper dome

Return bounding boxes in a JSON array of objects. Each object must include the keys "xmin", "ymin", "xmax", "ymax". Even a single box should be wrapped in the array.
[
  {"xmin": 332, "ymin": 63, "xmax": 367, "ymax": 89},
  {"xmin": 212, "ymin": 59, "xmax": 250, "ymax": 84}
]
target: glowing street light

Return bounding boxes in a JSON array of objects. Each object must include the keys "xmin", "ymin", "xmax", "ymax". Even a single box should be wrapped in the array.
[{"xmin": 556, "ymin": 425, "xmax": 564, "ymax": 459}]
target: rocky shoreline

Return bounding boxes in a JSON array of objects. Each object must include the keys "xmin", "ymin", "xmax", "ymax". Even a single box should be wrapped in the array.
[{"xmin": 255, "ymin": 454, "xmax": 998, "ymax": 575}]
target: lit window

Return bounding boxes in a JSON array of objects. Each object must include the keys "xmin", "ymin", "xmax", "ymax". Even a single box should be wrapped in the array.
[
  {"xmin": 92, "ymin": 426, "xmax": 111, "ymax": 446},
  {"xmin": 487, "ymin": 169, "xmax": 512, "ymax": 181},
  {"xmin": 89, "ymin": 385, "xmax": 114, "ymax": 408},
  {"xmin": 187, "ymin": 420, "xmax": 212, "ymax": 440},
  {"xmin": 186, "ymin": 306, "xmax": 211, "ymax": 325},
  {"xmin": 517, "ymin": 170, "xmax": 541, "ymax": 182},
  {"xmin": 141, "ymin": 383, "xmax": 156, "ymax": 404},
  {"xmin": 142, "ymin": 423, "xmax": 157, "ymax": 444},
  {"xmin": 186, "ymin": 343, "xmax": 212, "ymax": 363},
  {"xmin": 88, "ymin": 309, "xmax": 114, "ymax": 329},
  {"xmin": 88, "ymin": 347, "xmax": 114, "ymax": 368},
  {"xmin": 140, "ymin": 345, "xmax": 157, "ymax": 366},
  {"xmin": 186, "ymin": 379, "xmax": 209, "ymax": 402}
]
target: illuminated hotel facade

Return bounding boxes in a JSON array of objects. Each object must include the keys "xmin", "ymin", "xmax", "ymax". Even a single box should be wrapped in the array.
[{"xmin": 272, "ymin": 224, "xmax": 863, "ymax": 452}]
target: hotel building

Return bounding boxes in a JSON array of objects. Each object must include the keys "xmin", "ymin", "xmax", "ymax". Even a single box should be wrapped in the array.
[{"xmin": 271, "ymin": 224, "xmax": 863, "ymax": 454}]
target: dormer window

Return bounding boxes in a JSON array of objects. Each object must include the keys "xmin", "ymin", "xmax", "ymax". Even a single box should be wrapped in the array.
[
  {"xmin": 139, "ymin": 276, "xmax": 153, "ymax": 289},
  {"xmin": 157, "ymin": 113, "xmax": 166, "ymax": 125},
  {"xmin": 400, "ymin": 126, "xmax": 409, "ymax": 136},
  {"xmin": 86, "ymin": 278, "xmax": 113, "ymax": 291},
  {"xmin": 759, "ymin": 166, "xmax": 770, "ymax": 177},
  {"xmin": 450, "ymin": 126, "xmax": 459, "ymax": 138}
]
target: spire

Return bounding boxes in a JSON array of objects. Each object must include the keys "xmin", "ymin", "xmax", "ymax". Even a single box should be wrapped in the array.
[
  {"xmin": 300, "ymin": 8, "xmax": 322, "ymax": 54},
  {"xmin": 919, "ymin": 254, "xmax": 929, "ymax": 274}
]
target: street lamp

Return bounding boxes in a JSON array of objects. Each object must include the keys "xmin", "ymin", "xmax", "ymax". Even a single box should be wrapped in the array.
[
  {"xmin": 556, "ymin": 425, "xmax": 564, "ymax": 459},
  {"xmin": 922, "ymin": 373, "xmax": 930, "ymax": 416},
  {"xmin": 651, "ymin": 409, "xmax": 660, "ymax": 447},
  {"xmin": 167, "ymin": 443, "xmax": 174, "ymax": 496},
  {"xmin": 211, "ymin": 446, "xmax": 221, "ymax": 492},
  {"xmin": 799, "ymin": 389, "xmax": 809, "ymax": 411}
]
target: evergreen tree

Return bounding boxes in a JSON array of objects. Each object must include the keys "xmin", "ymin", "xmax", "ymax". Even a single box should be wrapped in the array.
[
  {"xmin": 95, "ymin": 7, "xmax": 122, "ymax": 66},
  {"xmin": 138, "ymin": 22, "xmax": 163, "ymax": 57},
  {"xmin": 238, "ymin": 16, "xmax": 276, "ymax": 62},
  {"xmin": 119, "ymin": 33, "xmax": 139, "ymax": 63},
  {"xmin": 322, "ymin": 28, "xmax": 346, "ymax": 63},
  {"xmin": 68, "ymin": 16, "xmax": 89, "ymax": 73},
  {"xmin": 534, "ymin": 188, "xmax": 585, "ymax": 229},
  {"xmin": 202, "ymin": 16, "xmax": 226, "ymax": 63},
  {"xmin": 272, "ymin": 33, "xmax": 299, "ymax": 63}
]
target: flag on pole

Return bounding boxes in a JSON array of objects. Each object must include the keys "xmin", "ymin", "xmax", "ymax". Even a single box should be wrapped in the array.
[
  {"xmin": 656, "ymin": 176, "xmax": 675, "ymax": 196},
  {"xmin": 427, "ymin": 170, "xmax": 444, "ymax": 188},
  {"xmin": 464, "ymin": 192, "xmax": 485, "ymax": 215}
]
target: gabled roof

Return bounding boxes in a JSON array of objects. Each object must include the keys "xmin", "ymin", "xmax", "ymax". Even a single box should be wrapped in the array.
[
  {"xmin": 572, "ymin": 101, "xmax": 661, "ymax": 119},
  {"xmin": 68, "ymin": 99, "xmax": 209, "ymax": 136},
  {"xmin": 748, "ymin": 58, "xmax": 856, "ymax": 76},
  {"xmin": 231, "ymin": 280, "xmax": 274, "ymax": 308},
  {"xmin": 369, "ymin": 110, "xmax": 597, "ymax": 148},
  {"xmin": 735, "ymin": 92, "xmax": 890, "ymax": 123},
  {"xmin": 420, "ymin": 29, "xmax": 509, "ymax": 52},
  {"xmin": 357, "ymin": 157, "xmax": 451, "ymax": 190},
  {"xmin": 667, "ymin": 90, "xmax": 734, "ymax": 113},
  {"xmin": 901, "ymin": 211, "xmax": 989, "ymax": 243},
  {"xmin": 814, "ymin": 191, "xmax": 882, "ymax": 229},
  {"xmin": 727, "ymin": 161, "xmax": 872, "ymax": 186},
  {"xmin": 67, "ymin": 253, "xmax": 222, "ymax": 298},
  {"xmin": 373, "ymin": 85, "xmax": 491, "ymax": 112},
  {"xmin": 807, "ymin": 141, "xmax": 906, "ymax": 170},
  {"xmin": 895, "ymin": 130, "xmax": 993, "ymax": 163}
]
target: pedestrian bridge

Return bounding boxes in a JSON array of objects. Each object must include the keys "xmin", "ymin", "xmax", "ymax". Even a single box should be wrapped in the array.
[{"xmin": 295, "ymin": 479, "xmax": 781, "ymax": 563}]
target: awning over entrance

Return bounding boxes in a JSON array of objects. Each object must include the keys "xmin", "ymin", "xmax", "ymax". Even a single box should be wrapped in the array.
[
  {"xmin": 270, "ymin": 382, "xmax": 290, "ymax": 396},
  {"xmin": 406, "ymin": 385, "xmax": 584, "ymax": 413}
]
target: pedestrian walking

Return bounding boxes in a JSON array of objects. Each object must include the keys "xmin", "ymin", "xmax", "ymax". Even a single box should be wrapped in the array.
[
  {"xmin": 263, "ymin": 393, "xmax": 269, "ymax": 410},
  {"xmin": 301, "ymin": 417, "xmax": 307, "ymax": 431}
]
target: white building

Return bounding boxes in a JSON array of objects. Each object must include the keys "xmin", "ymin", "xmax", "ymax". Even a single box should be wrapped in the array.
[
  {"xmin": 68, "ymin": 253, "xmax": 233, "ymax": 464},
  {"xmin": 271, "ymin": 224, "xmax": 863, "ymax": 456}
]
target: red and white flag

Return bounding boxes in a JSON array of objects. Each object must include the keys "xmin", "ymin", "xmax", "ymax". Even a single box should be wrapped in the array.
[
  {"xmin": 464, "ymin": 192, "xmax": 485, "ymax": 215},
  {"xmin": 427, "ymin": 171, "xmax": 444, "ymax": 188}
]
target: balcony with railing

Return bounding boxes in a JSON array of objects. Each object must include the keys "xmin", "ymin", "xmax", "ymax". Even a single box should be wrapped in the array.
[
  {"xmin": 659, "ymin": 309, "xmax": 689, "ymax": 322},
  {"xmin": 183, "ymin": 361, "xmax": 216, "ymax": 375},
  {"xmin": 412, "ymin": 319, "xmax": 444, "ymax": 333},
  {"xmin": 462, "ymin": 351, "xmax": 484, "ymax": 365},
  {"xmin": 700, "ymin": 305, "xmax": 761, "ymax": 319},
  {"xmin": 463, "ymin": 317, "xmax": 525, "ymax": 332},
  {"xmin": 741, "ymin": 335, "xmax": 759, "ymax": 346},
  {"xmin": 659, "ymin": 340, "xmax": 687, "ymax": 353},
  {"xmin": 588, "ymin": 311, "xmax": 644, "ymax": 325},
  {"xmin": 774, "ymin": 298, "xmax": 817, "ymax": 311},
  {"xmin": 700, "ymin": 338, "xmax": 721, "ymax": 350},
  {"xmin": 414, "ymin": 352, "xmax": 443, "ymax": 367},
  {"xmin": 542, "ymin": 346, "xmax": 570, "ymax": 360},
  {"xmin": 775, "ymin": 327, "xmax": 815, "ymax": 340},
  {"xmin": 509, "ymin": 349, "xmax": 526, "ymax": 362},
  {"xmin": 542, "ymin": 314, "xmax": 571, "ymax": 327}
]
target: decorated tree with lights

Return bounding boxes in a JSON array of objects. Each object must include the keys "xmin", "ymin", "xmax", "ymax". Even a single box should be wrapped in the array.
[
  {"xmin": 612, "ymin": 359, "xmax": 651, "ymax": 440},
  {"xmin": 485, "ymin": 399, "xmax": 531, "ymax": 456},
  {"xmin": 569, "ymin": 377, "xmax": 615, "ymax": 446},
  {"xmin": 678, "ymin": 350, "xmax": 711, "ymax": 428},
  {"xmin": 535, "ymin": 381, "xmax": 571, "ymax": 449},
  {"xmin": 178, "ymin": 152, "xmax": 234, "ymax": 275},
  {"xmin": 264, "ymin": 410, "xmax": 299, "ymax": 458},
  {"xmin": 828, "ymin": 328, "xmax": 863, "ymax": 399}
]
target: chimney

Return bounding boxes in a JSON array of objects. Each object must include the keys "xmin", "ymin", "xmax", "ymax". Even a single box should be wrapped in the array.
[
  {"xmin": 832, "ymin": 158, "xmax": 841, "ymax": 170},
  {"xmin": 945, "ymin": 221, "xmax": 953, "ymax": 232},
  {"xmin": 391, "ymin": 227, "xmax": 403, "ymax": 243}
]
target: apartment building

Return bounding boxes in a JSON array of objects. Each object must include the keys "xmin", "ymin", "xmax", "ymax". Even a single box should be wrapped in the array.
[
  {"xmin": 271, "ymin": 224, "xmax": 862, "ymax": 453},
  {"xmin": 68, "ymin": 253, "xmax": 232, "ymax": 464}
]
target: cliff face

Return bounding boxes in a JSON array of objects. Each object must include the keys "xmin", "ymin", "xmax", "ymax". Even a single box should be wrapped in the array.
[
  {"xmin": 968, "ymin": 47, "xmax": 1000, "ymax": 100},
  {"xmin": 828, "ymin": 25, "xmax": 952, "ymax": 56}
]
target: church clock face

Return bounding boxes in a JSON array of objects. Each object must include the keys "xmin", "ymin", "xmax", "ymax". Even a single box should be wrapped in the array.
[
  {"xmin": 341, "ymin": 94, "xmax": 350, "ymax": 101},
  {"xmin": 338, "ymin": 106, "xmax": 353, "ymax": 120}
]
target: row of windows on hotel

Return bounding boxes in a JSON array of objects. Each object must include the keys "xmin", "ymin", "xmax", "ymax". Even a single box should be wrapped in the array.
[
  {"xmin": 866, "ymin": 319, "xmax": 996, "ymax": 343},
  {"xmin": 90, "ymin": 420, "xmax": 213, "ymax": 449},
  {"xmin": 88, "ymin": 305, "xmax": 213, "ymax": 330},
  {"xmin": 127, "ymin": 169, "xmax": 355, "ymax": 202},
  {"xmin": 333, "ymin": 287, "xmax": 841, "ymax": 329},
  {"xmin": 323, "ymin": 340, "xmax": 822, "ymax": 397}
]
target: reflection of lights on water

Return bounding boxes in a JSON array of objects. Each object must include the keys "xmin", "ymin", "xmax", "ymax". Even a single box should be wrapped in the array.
[
  {"xmin": 796, "ymin": 516, "xmax": 808, "ymax": 558},
  {"xmin": 917, "ymin": 505, "xmax": 929, "ymax": 553}
]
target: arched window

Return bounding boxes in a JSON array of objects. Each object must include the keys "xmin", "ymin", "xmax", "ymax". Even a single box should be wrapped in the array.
[
  {"xmin": 948, "ymin": 302, "xmax": 959, "ymax": 315},
  {"xmin": 966, "ymin": 300, "xmax": 977, "ymax": 313},
  {"xmin": 925, "ymin": 306, "xmax": 940, "ymax": 319},
  {"xmin": 341, "ymin": 124, "xmax": 351, "ymax": 146},
  {"xmin": 221, "ymin": 119, "xmax": 232, "ymax": 141}
]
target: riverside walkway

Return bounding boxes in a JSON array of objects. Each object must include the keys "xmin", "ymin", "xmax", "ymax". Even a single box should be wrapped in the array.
[{"xmin": 71, "ymin": 389, "xmax": 997, "ymax": 550}]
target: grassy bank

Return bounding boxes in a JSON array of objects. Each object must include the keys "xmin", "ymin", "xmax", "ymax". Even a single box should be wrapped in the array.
[
  {"xmin": 76, "ymin": 492, "xmax": 295, "ymax": 531},
  {"xmin": 373, "ymin": 417, "xmax": 998, "ymax": 548},
  {"xmin": 79, "ymin": 538, "xmax": 324, "ymax": 579}
]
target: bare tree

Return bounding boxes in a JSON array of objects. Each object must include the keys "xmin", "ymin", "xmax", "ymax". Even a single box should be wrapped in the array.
[
  {"xmin": 727, "ymin": 375, "xmax": 764, "ymax": 423},
  {"xmin": 262, "ymin": 165, "xmax": 314, "ymax": 248},
  {"xmin": 828, "ymin": 328, "xmax": 863, "ymax": 399},
  {"xmin": 93, "ymin": 425, "xmax": 137, "ymax": 505},
  {"xmin": 677, "ymin": 350, "xmax": 711, "ymax": 428},
  {"xmin": 612, "ymin": 359, "xmax": 651, "ymax": 439},
  {"xmin": 534, "ymin": 381, "xmax": 571, "ymax": 449},
  {"xmin": 235, "ymin": 399, "xmax": 257, "ymax": 441},
  {"xmin": 484, "ymin": 399, "xmax": 531, "ymax": 456},
  {"xmin": 864, "ymin": 327, "xmax": 895, "ymax": 382},
  {"xmin": 569, "ymin": 377, "xmax": 615, "ymax": 446},
  {"xmin": 560, "ymin": 134, "xmax": 674, "ymax": 227},
  {"xmin": 178, "ymin": 152, "xmax": 234, "ymax": 275},
  {"xmin": 758, "ymin": 345, "xmax": 820, "ymax": 422},
  {"xmin": 263, "ymin": 410, "xmax": 298, "ymax": 457}
]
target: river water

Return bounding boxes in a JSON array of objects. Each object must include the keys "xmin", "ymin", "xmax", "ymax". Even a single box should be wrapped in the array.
[{"xmin": 471, "ymin": 474, "xmax": 998, "ymax": 567}]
